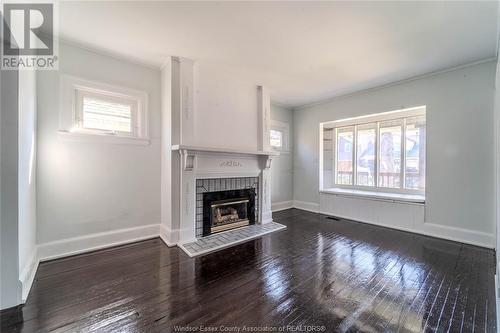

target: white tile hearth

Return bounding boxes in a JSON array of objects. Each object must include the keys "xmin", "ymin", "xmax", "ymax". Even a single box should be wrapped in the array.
[{"xmin": 179, "ymin": 222, "xmax": 286, "ymax": 257}]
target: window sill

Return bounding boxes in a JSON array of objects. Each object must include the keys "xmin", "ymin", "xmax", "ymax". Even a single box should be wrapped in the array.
[
  {"xmin": 320, "ymin": 188, "xmax": 425, "ymax": 204},
  {"xmin": 272, "ymin": 148, "xmax": 291, "ymax": 154},
  {"xmin": 57, "ymin": 130, "xmax": 150, "ymax": 145}
]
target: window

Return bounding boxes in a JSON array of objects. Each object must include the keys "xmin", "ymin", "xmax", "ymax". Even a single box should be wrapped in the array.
[
  {"xmin": 270, "ymin": 129, "xmax": 283, "ymax": 148},
  {"xmin": 77, "ymin": 91, "xmax": 136, "ymax": 135},
  {"xmin": 269, "ymin": 120, "xmax": 290, "ymax": 151},
  {"xmin": 321, "ymin": 106, "xmax": 426, "ymax": 195},
  {"xmin": 405, "ymin": 115, "xmax": 426, "ymax": 191},
  {"xmin": 356, "ymin": 123, "xmax": 375, "ymax": 186},
  {"xmin": 378, "ymin": 119, "xmax": 402, "ymax": 189},
  {"xmin": 59, "ymin": 75, "xmax": 149, "ymax": 144},
  {"xmin": 335, "ymin": 126, "xmax": 354, "ymax": 185}
]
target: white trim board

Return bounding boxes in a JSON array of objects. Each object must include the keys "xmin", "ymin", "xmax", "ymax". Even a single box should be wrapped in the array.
[
  {"xmin": 57, "ymin": 130, "xmax": 151, "ymax": 145},
  {"xmin": 159, "ymin": 224, "xmax": 177, "ymax": 247},
  {"xmin": 59, "ymin": 37, "xmax": 161, "ymax": 70},
  {"xmin": 319, "ymin": 210, "xmax": 494, "ymax": 249},
  {"xmin": 320, "ymin": 189, "xmax": 425, "ymax": 204},
  {"xmin": 420, "ymin": 221, "xmax": 494, "ymax": 249},
  {"xmin": 288, "ymin": 199, "xmax": 494, "ymax": 248},
  {"xmin": 19, "ymin": 248, "xmax": 39, "ymax": 302},
  {"xmin": 318, "ymin": 192, "xmax": 494, "ymax": 248},
  {"xmin": 293, "ymin": 200, "xmax": 320, "ymax": 213},
  {"xmin": 496, "ymin": 273, "xmax": 500, "ymax": 333},
  {"xmin": 272, "ymin": 200, "xmax": 294, "ymax": 212},
  {"xmin": 37, "ymin": 224, "xmax": 160, "ymax": 261},
  {"xmin": 293, "ymin": 57, "xmax": 496, "ymax": 110}
]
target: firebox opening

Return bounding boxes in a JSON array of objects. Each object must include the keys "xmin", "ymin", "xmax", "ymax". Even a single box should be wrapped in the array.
[
  {"xmin": 211, "ymin": 198, "xmax": 249, "ymax": 233},
  {"xmin": 203, "ymin": 188, "xmax": 256, "ymax": 237}
]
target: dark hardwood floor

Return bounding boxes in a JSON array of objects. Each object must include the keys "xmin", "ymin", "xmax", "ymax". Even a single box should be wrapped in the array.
[{"xmin": 1, "ymin": 209, "xmax": 496, "ymax": 332}]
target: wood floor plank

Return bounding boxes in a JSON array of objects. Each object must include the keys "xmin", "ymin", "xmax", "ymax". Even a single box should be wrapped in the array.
[{"xmin": 0, "ymin": 209, "xmax": 496, "ymax": 332}]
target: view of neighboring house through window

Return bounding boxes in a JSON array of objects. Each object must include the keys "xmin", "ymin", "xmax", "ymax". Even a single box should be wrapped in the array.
[
  {"xmin": 335, "ymin": 126, "xmax": 354, "ymax": 185},
  {"xmin": 405, "ymin": 115, "xmax": 426, "ymax": 190},
  {"xmin": 321, "ymin": 106, "xmax": 426, "ymax": 195},
  {"xmin": 379, "ymin": 119, "xmax": 402, "ymax": 189},
  {"xmin": 356, "ymin": 123, "xmax": 376, "ymax": 186}
]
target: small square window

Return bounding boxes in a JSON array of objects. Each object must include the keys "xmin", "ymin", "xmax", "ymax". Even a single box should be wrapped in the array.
[
  {"xmin": 61, "ymin": 75, "xmax": 149, "ymax": 143},
  {"xmin": 270, "ymin": 129, "xmax": 283, "ymax": 148}
]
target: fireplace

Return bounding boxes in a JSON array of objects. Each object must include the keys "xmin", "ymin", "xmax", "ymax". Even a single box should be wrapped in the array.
[{"xmin": 203, "ymin": 188, "xmax": 256, "ymax": 236}]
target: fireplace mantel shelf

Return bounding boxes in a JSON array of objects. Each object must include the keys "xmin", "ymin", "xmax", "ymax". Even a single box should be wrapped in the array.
[{"xmin": 171, "ymin": 145, "xmax": 279, "ymax": 157}]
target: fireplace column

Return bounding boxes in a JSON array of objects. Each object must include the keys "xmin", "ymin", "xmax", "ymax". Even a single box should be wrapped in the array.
[
  {"xmin": 260, "ymin": 155, "xmax": 273, "ymax": 224},
  {"xmin": 178, "ymin": 149, "xmax": 197, "ymax": 244}
]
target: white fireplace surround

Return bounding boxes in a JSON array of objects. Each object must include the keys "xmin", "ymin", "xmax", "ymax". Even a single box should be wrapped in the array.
[
  {"xmin": 159, "ymin": 58, "xmax": 277, "ymax": 250},
  {"xmin": 163, "ymin": 145, "xmax": 278, "ymax": 246}
]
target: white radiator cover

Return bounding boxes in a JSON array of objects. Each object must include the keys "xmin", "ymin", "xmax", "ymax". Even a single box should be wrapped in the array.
[{"xmin": 319, "ymin": 192, "xmax": 494, "ymax": 248}]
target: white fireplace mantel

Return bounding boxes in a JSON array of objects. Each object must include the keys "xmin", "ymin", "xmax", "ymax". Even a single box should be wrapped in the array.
[{"xmin": 171, "ymin": 144, "xmax": 279, "ymax": 157}]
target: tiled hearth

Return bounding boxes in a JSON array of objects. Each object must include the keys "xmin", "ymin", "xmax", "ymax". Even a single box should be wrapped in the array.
[{"xmin": 179, "ymin": 221, "xmax": 286, "ymax": 257}]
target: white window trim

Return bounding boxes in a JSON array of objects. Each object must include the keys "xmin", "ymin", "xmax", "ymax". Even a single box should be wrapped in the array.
[
  {"xmin": 322, "ymin": 106, "xmax": 425, "ymax": 128},
  {"xmin": 270, "ymin": 119, "xmax": 290, "ymax": 153},
  {"xmin": 59, "ymin": 75, "xmax": 149, "ymax": 144},
  {"xmin": 320, "ymin": 106, "xmax": 426, "ymax": 197},
  {"xmin": 57, "ymin": 129, "xmax": 150, "ymax": 145}
]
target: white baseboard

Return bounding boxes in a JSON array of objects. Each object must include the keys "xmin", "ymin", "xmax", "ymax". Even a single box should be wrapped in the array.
[
  {"xmin": 19, "ymin": 248, "xmax": 39, "ymax": 302},
  {"xmin": 496, "ymin": 273, "xmax": 500, "ymax": 333},
  {"xmin": 317, "ymin": 193, "xmax": 495, "ymax": 249},
  {"xmin": 19, "ymin": 224, "xmax": 162, "ymax": 300},
  {"xmin": 293, "ymin": 200, "xmax": 320, "ymax": 213},
  {"xmin": 159, "ymin": 224, "xmax": 177, "ymax": 247},
  {"xmin": 261, "ymin": 211, "xmax": 274, "ymax": 224},
  {"xmin": 420, "ymin": 221, "xmax": 494, "ymax": 249},
  {"xmin": 272, "ymin": 200, "xmax": 294, "ymax": 212},
  {"xmin": 289, "ymin": 197, "xmax": 494, "ymax": 249},
  {"xmin": 319, "ymin": 210, "xmax": 494, "ymax": 249},
  {"xmin": 38, "ymin": 224, "xmax": 160, "ymax": 261}
]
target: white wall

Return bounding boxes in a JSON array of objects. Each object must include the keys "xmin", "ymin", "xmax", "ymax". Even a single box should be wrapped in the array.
[
  {"xmin": 494, "ymin": 49, "xmax": 500, "ymax": 272},
  {"xmin": 270, "ymin": 104, "xmax": 294, "ymax": 211},
  {"xmin": 18, "ymin": 69, "xmax": 37, "ymax": 301},
  {"xmin": 1, "ymin": 67, "xmax": 22, "ymax": 309},
  {"xmin": 294, "ymin": 61, "xmax": 496, "ymax": 247},
  {"xmin": 36, "ymin": 43, "xmax": 162, "ymax": 255},
  {"xmin": 193, "ymin": 62, "xmax": 259, "ymax": 151}
]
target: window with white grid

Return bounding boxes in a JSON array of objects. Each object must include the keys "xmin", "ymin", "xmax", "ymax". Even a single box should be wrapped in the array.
[{"xmin": 321, "ymin": 106, "xmax": 426, "ymax": 195}]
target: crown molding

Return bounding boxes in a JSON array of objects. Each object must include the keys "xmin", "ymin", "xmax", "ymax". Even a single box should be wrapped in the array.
[
  {"xmin": 270, "ymin": 101, "xmax": 293, "ymax": 110},
  {"xmin": 293, "ymin": 57, "xmax": 497, "ymax": 111},
  {"xmin": 57, "ymin": 36, "xmax": 164, "ymax": 71}
]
